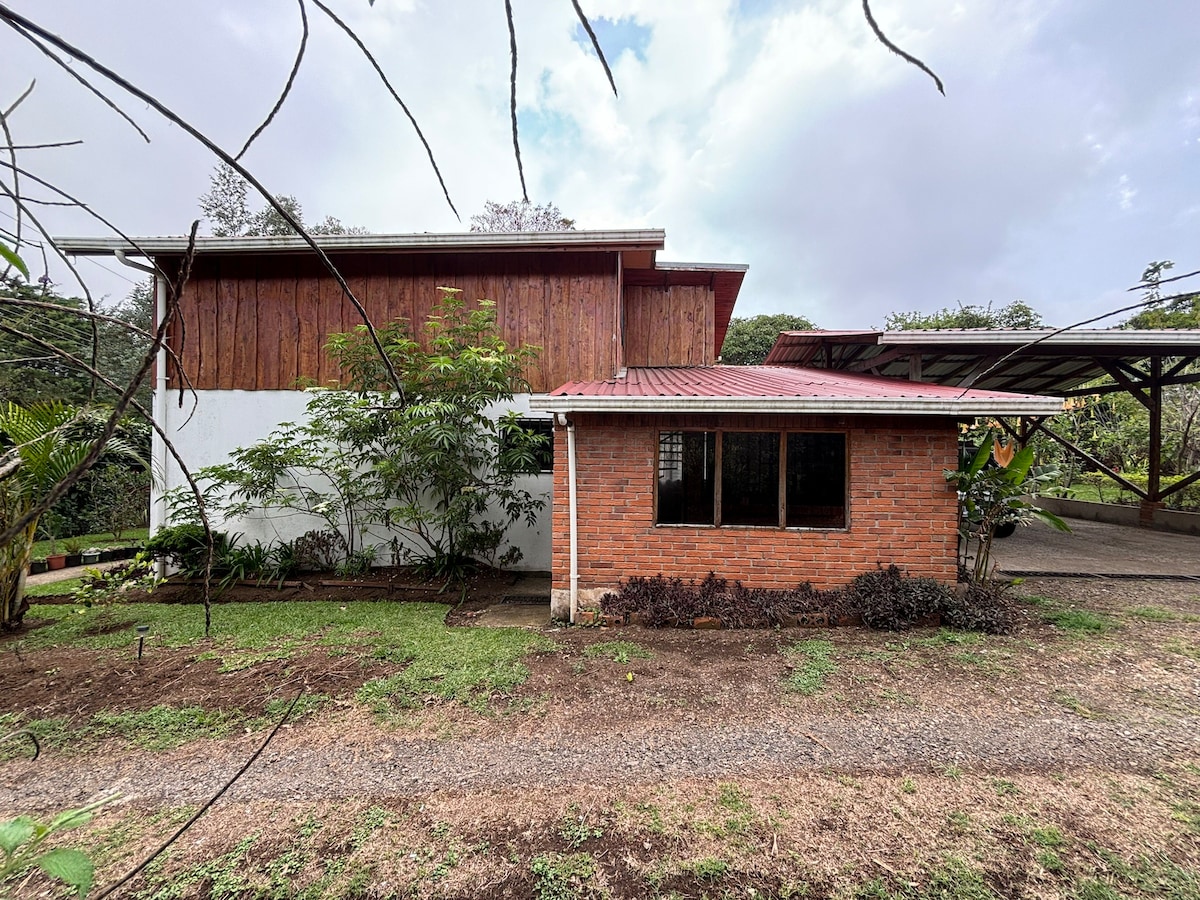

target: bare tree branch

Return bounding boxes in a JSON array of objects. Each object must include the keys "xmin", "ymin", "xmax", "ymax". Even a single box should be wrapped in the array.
[
  {"xmin": 0, "ymin": 5, "xmax": 405, "ymax": 396},
  {"xmin": 236, "ymin": 0, "xmax": 309, "ymax": 162},
  {"xmin": 505, "ymin": 0, "xmax": 528, "ymax": 203},
  {"xmin": 569, "ymin": 0, "xmax": 618, "ymax": 98},
  {"xmin": 6, "ymin": 21, "xmax": 151, "ymax": 141},
  {"xmin": 1, "ymin": 78, "xmax": 34, "ymax": 119},
  {"xmin": 862, "ymin": 0, "xmax": 945, "ymax": 96},
  {"xmin": 309, "ymin": 0, "xmax": 459, "ymax": 221}
]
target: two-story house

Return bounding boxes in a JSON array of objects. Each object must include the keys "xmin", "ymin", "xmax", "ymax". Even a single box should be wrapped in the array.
[{"xmin": 60, "ymin": 230, "xmax": 1061, "ymax": 620}]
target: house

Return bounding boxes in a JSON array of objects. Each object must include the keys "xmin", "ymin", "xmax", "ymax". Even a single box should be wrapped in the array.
[{"xmin": 59, "ymin": 230, "xmax": 1061, "ymax": 620}]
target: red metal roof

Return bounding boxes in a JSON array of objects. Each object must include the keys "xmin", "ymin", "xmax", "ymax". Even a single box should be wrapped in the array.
[{"xmin": 548, "ymin": 365, "xmax": 1047, "ymax": 401}]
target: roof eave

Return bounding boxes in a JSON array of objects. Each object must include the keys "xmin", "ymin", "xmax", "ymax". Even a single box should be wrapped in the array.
[
  {"xmin": 53, "ymin": 229, "xmax": 668, "ymax": 257},
  {"xmin": 529, "ymin": 396, "xmax": 1065, "ymax": 416}
]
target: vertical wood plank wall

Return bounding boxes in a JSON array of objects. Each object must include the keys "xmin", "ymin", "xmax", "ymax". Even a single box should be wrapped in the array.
[
  {"xmin": 167, "ymin": 251, "xmax": 622, "ymax": 393},
  {"xmin": 623, "ymin": 284, "xmax": 715, "ymax": 367}
]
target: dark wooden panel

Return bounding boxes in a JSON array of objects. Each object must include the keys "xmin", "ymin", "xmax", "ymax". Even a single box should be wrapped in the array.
[
  {"xmin": 294, "ymin": 256, "xmax": 323, "ymax": 385},
  {"xmin": 233, "ymin": 260, "xmax": 257, "ymax": 392},
  {"xmin": 623, "ymin": 283, "xmax": 714, "ymax": 368},
  {"xmin": 255, "ymin": 271, "xmax": 282, "ymax": 391}
]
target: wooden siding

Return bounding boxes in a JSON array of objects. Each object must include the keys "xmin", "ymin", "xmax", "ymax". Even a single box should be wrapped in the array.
[
  {"xmin": 622, "ymin": 284, "xmax": 715, "ymax": 367},
  {"xmin": 166, "ymin": 251, "xmax": 620, "ymax": 393}
]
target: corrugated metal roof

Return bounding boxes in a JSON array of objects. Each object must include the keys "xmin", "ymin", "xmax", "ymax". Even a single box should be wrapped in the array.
[
  {"xmin": 764, "ymin": 329, "xmax": 1200, "ymax": 394},
  {"xmin": 531, "ymin": 366, "xmax": 1063, "ymax": 416}
]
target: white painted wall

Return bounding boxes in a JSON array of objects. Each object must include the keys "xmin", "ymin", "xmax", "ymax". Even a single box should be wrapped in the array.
[{"xmin": 154, "ymin": 389, "xmax": 553, "ymax": 571}]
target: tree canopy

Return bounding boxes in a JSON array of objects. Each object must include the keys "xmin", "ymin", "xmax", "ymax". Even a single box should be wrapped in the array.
[
  {"xmin": 469, "ymin": 200, "xmax": 575, "ymax": 233},
  {"xmin": 198, "ymin": 164, "xmax": 368, "ymax": 237},
  {"xmin": 884, "ymin": 300, "xmax": 1044, "ymax": 331},
  {"xmin": 719, "ymin": 313, "xmax": 817, "ymax": 365}
]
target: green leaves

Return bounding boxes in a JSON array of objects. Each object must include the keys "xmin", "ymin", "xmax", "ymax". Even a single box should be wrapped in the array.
[
  {"xmin": 35, "ymin": 848, "xmax": 94, "ymax": 898},
  {"xmin": 0, "ymin": 242, "xmax": 29, "ymax": 280},
  {"xmin": 0, "ymin": 817, "xmax": 35, "ymax": 855}
]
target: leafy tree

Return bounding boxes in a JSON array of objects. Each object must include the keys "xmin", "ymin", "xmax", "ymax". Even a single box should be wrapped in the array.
[
  {"xmin": 469, "ymin": 199, "xmax": 575, "ymax": 233},
  {"xmin": 1123, "ymin": 262, "xmax": 1200, "ymax": 329},
  {"xmin": 0, "ymin": 402, "xmax": 140, "ymax": 627},
  {"xmin": 885, "ymin": 300, "xmax": 1043, "ymax": 331},
  {"xmin": 185, "ymin": 289, "xmax": 547, "ymax": 580},
  {"xmin": 720, "ymin": 313, "xmax": 817, "ymax": 365},
  {"xmin": 0, "ymin": 279, "xmax": 94, "ymax": 407},
  {"xmin": 198, "ymin": 163, "xmax": 368, "ymax": 237}
]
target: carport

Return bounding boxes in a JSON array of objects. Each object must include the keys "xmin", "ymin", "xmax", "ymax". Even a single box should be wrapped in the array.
[{"xmin": 766, "ymin": 328, "xmax": 1200, "ymax": 528}]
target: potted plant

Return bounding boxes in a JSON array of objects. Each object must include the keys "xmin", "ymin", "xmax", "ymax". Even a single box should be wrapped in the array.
[
  {"xmin": 81, "ymin": 547, "xmax": 102, "ymax": 565},
  {"xmin": 63, "ymin": 538, "xmax": 84, "ymax": 569},
  {"xmin": 98, "ymin": 549, "xmax": 116, "ymax": 563},
  {"xmin": 28, "ymin": 558, "xmax": 47, "ymax": 575}
]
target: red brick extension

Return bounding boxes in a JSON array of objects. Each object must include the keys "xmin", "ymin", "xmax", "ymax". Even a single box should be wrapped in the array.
[{"xmin": 551, "ymin": 413, "xmax": 960, "ymax": 599}]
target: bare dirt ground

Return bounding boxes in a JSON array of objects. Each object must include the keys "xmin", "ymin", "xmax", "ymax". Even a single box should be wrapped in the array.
[{"xmin": 1, "ymin": 575, "xmax": 1198, "ymax": 899}]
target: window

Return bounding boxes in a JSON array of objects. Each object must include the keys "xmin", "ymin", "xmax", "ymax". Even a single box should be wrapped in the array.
[{"xmin": 656, "ymin": 430, "xmax": 845, "ymax": 528}]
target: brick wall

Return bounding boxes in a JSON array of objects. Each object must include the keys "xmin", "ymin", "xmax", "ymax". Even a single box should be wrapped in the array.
[{"xmin": 550, "ymin": 412, "xmax": 960, "ymax": 596}]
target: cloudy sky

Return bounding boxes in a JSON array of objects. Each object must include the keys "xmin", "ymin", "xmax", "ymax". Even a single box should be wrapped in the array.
[{"xmin": 3, "ymin": 0, "xmax": 1198, "ymax": 329}]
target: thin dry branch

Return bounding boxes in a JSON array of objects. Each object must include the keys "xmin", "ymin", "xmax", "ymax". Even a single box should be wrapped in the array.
[
  {"xmin": 236, "ymin": 0, "xmax": 309, "ymax": 162},
  {"xmin": 0, "ymin": 80, "xmax": 32, "ymax": 279},
  {"xmin": 505, "ymin": 0, "xmax": 528, "ymax": 203},
  {"xmin": 309, "ymin": 0, "xmax": 459, "ymax": 220},
  {"xmin": 0, "ymin": 6, "xmax": 405, "ymax": 396},
  {"xmin": 6, "ymin": 21, "xmax": 150, "ymax": 141},
  {"xmin": 569, "ymin": 0, "xmax": 618, "ymax": 97},
  {"xmin": 861, "ymin": 0, "xmax": 945, "ymax": 96}
]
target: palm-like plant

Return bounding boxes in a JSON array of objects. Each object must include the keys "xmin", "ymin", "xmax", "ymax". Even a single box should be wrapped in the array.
[{"xmin": 0, "ymin": 402, "xmax": 139, "ymax": 628}]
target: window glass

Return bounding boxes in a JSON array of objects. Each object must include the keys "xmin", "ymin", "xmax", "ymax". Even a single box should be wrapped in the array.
[
  {"xmin": 657, "ymin": 431, "xmax": 715, "ymax": 524},
  {"xmin": 721, "ymin": 432, "xmax": 780, "ymax": 526},
  {"xmin": 786, "ymin": 433, "xmax": 846, "ymax": 528}
]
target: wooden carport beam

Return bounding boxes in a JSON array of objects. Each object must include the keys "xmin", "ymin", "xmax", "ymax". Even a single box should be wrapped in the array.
[{"xmin": 998, "ymin": 416, "xmax": 1149, "ymax": 500}]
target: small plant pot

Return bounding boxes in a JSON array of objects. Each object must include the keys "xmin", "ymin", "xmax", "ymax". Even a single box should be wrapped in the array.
[
  {"xmin": 45, "ymin": 554, "xmax": 67, "ymax": 571},
  {"xmin": 81, "ymin": 551, "xmax": 102, "ymax": 565},
  {"xmin": 99, "ymin": 550, "xmax": 116, "ymax": 563},
  {"xmin": 65, "ymin": 553, "xmax": 83, "ymax": 568},
  {"xmin": 29, "ymin": 560, "xmax": 48, "ymax": 575}
]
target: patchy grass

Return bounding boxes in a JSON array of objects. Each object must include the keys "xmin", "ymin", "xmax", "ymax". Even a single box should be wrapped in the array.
[
  {"xmin": 783, "ymin": 639, "xmax": 836, "ymax": 695},
  {"xmin": 1042, "ymin": 608, "xmax": 1117, "ymax": 635},
  {"xmin": 581, "ymin": 640, "xmax": 652, "ymax": 664},
  {"xmin": 23, "ymin": 576, "xmax": 87, "ymax": 598}
]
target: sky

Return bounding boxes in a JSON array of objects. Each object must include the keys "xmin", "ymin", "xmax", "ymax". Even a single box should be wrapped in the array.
[{"xmin": 2, "ymin": 0, "xmax": 1198, "ymax": 330}]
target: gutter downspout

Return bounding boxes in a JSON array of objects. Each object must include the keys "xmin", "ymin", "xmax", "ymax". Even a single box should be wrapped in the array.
[
  {"xmin": 557, "ymin": 412, "xmax": 579, "ymax": 623},
  {"xmin": 115, "ymin": 251, "xmax": 168, "ymax": 579}
]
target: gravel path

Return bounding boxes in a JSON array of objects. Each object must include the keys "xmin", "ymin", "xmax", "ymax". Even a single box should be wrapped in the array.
[{"xmin": 4, "ymin": 708, "xmax": 1196, "ymax": 810}]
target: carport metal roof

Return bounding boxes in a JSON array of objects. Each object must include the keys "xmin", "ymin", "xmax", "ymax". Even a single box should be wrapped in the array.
[{"xmin": 764, "ymin": 328, "xmax": 1200, "ymax": 519}]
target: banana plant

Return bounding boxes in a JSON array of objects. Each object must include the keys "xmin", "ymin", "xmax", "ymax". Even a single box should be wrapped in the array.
[{"xmin": 946, "ymin": 434, "xmax": 1069, "ymax": 583}]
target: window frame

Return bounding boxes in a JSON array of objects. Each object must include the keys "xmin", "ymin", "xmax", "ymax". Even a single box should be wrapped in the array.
[{"xmin": 654, "ymin": 428, "xmax": 848, "ymax": 530}]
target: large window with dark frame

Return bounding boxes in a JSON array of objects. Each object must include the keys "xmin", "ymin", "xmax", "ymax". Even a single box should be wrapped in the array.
[{"xmin": 657, "ymin": 431, "xmax": 846, "ymax": 529}]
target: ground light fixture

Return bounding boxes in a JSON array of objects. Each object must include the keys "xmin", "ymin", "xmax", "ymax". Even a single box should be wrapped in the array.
[{"xmin": 136, "ymin": 624, "xmax": 149, "ymax": 661}]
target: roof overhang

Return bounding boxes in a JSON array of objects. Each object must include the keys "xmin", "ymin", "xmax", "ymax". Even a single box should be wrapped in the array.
[
  {"xmin": 530, "ymin": 395, "xmax": 1064, "ymax": 416},
  {"xmin": 54, "ymin": 229, "xmax": 667, "ymax": 258},
  {"xmin": 765, "ymin": 328, "xmax": 1200, "ymax": 394}
]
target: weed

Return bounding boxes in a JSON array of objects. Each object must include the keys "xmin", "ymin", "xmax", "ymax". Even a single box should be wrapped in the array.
[
  {"xmin": 921, "ymin": 858, "xmax": 995, "ymax": 900},
  {"xmin": 558, "ymin": 805, "xmax": 603, "ymax": 849},
  {"xmin": 1037, "ymin": 850, "xmax": 1064, "ymax": 873},
  {"xmin": 946, "ymin": 810, "xmax": 972, "ymax": 830},
  {"xmin": 784, "ymin": 639, "xmax": 836, "ymax": 695},
  {"xmin": 942, "ymin": 764, "xmax": 963, "ymax": 780},
  {"xmin": 1072, "ymin": 878, "xmax": 1123, "ymax": 900},
  {"xmin": 1164, "ymin": 640, "xmax": 1200, "ymax": 661},
  {"xmin": 914, "ymin": 628, "xmax": 983, "ymax": 648},
  {"xmin": 1042, "ymin": 608, "xmax": 1115, "ymax": 635},
  {"xmin": 582, "ymin": 640, "xmax": 652, "ymax": 664},
  {"xmin": 350, "ymin": 806, "xmax": 389, "ymax": 851},
  {"xmin": 138, "ymin": 834, "xmax": 258, "ymax": 900},
  {"xmin": 688, "ymin": 857, "xmax": 729, "ymax": 882},
  {"xmin": 1125, "ymin": 605, "xmax": 1179, "ymax": 622},
  {"xmin": 529, "ymin": 852, "xmax": 596, "ymax": 900},
  {"xmin": 1053, "ymin": 692, "xmax": 1100, "ymax": 719},
  {"xmin": 88, "ymin": 705, "xmax": 242, "ymax": 750},
  {"xmin": 900, "ymin": 778, "xmax": 917, "ymax": 795},
  {"xmin": 636, "ymin": 802, "xmax": 665, "ymax": 835},
  {"xmin": 990, "ymin": 778, "xmax": 1019, "ymax": 796},
  {"xmin": 1029, "ymin": 825, "xmax": 1064, "ymax": 848}
]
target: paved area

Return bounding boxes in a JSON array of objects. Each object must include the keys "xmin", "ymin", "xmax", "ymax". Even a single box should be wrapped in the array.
[
  {"xmin": 992, "ymin": 517, "xmax": 1200, "ymax": 578},
  {"xmin": 24, "ymin": 559, "xmax": 124, "ymax": 587}
]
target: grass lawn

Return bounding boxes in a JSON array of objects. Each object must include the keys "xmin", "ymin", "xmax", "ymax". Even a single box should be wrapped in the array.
[{"xmin": 29, "ymin": 527, "xmax": 148, "ymax": 558}]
